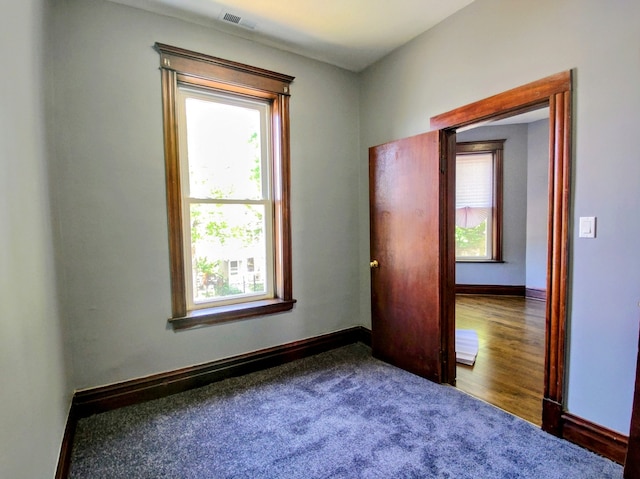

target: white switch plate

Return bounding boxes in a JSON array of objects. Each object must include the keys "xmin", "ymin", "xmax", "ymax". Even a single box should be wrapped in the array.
[{"xmin": 579, "ymin": 216, "xmax": 596, "ymax": 238}]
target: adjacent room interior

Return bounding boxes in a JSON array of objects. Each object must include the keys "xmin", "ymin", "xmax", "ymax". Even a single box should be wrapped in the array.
[{"xmin": 454, "ymin": 109, "xmax": 550, "ymax": 426}]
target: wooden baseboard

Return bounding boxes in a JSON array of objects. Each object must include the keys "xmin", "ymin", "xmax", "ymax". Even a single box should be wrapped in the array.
[
  {"xmin": 55, "ymin": 405, "xmax": 78, "ymax": 479},
  {"xmin": 526, "ymin": 287, "xmax": 547, "ymax": 301},
  {"xmin": 73, "ymin": 326, "xmax": 371, "ymax": 418},
  {"xmin": 542, "ymin": 397, "xmax": 563, "ymax": 437},
  {"xmin": 543, "ymin": 397, "xmax": 628, "ymax": 464},
  {"xmin": 456, "ymin": 284, "xmax": 525, "ymax": 296},
  {"xmin": 561, "ymin": 412, "xmax": 628, "ymax": 464},
  {"xmin": 359, "ymin": 325, "xmax": 372, "ymax": 346},
  {"xmin": 455, "ymin": 285, "xmax": 546, "ymax": 301}
]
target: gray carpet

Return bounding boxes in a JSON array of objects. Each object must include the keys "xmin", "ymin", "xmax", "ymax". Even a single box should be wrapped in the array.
[{"xmin": 69, "ymin": 344, "xmax": 623, "ymax": 478}]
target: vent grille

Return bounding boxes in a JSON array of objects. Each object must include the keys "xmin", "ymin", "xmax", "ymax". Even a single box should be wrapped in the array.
[
  {"xmin": 219, "ymin": 12, "xmax": 256, "ymax": 30},
  {"xmin": 222, "ymin": 12, "xmax": 241, "ymax": 24}
]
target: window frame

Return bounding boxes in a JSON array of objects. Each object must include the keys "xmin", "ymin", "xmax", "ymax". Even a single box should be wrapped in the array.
[
  {"xmin": 455, "ymin": 140, "xmax": 504, "ymax": 263},
  {"xmin": 155, "ymin": 43, "xmax": 296, "ymax": 329}
]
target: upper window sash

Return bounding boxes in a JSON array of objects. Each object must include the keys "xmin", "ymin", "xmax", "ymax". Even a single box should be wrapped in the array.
[{"xmin": 176, "ymin": 87, "xmax": 272, "ymax": 202}]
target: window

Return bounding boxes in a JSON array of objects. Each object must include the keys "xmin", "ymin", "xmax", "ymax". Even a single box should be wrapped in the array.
[
  {"xmin": 229, "ymin": 261, "xmax": 240, "ymax": 277},
  {"xmin": 455, "ymin": 140, "xmax": 504, "ymax": 262},
  {"xmin": 156, "ymin": 43, "xmax": 296, "ymax": 329},
  {"xmin": 178, "ymin": 89, "xmax": 272, "ymax": 309}
]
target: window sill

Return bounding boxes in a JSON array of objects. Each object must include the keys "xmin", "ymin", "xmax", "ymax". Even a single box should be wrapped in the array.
[{"xmin": 169, "ymin": 298, "xmax": 297, "ymax": 330}]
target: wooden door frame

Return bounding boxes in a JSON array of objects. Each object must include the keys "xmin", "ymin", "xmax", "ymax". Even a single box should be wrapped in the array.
[{"xmin": 430, "ymin": 70, "xmax": 572, "ymax": 435}]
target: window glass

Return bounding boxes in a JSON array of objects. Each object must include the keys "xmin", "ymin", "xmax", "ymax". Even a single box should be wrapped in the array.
[
  {"xmin": 189, "ymin": 203, "xmax": 270, "ymax": 304},
  {"xmin": 179, "ymin": 89, "xmax": 273, "ymax": 309},
  {"xmin": 184, "ymin": 95, "xmax": 264, "ymax": 200},
  {"xmin": 456, "ymin": 153, "xmax": 493, "ymax": 259}
]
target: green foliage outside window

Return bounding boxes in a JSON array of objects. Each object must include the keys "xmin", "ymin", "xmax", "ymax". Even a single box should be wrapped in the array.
[{"xmin": 455, "ymin": 220, "xmax": 487, "ymax": 258}]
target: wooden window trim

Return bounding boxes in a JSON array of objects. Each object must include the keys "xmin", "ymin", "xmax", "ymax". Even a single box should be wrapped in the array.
[
  {"xmin": 155, "ymin": 43, "xmax": 296, "ymax": 330},
  {"xmin": 455, "ymin": 140, "xmax": 504, "ymax": 262}
]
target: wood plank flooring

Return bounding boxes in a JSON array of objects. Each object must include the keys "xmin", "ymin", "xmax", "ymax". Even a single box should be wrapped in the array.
[{"xmin": 455, "ymin": 294, "xmax": 545, "ymax": 425}]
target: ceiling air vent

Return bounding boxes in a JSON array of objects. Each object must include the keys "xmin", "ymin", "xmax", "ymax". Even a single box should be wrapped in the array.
[{"xmin": 219, "ymin": 11, "xmax": 256, "ymax": 30}]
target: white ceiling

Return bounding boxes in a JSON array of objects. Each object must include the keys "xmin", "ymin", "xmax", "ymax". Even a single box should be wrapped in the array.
[
  {"xmin": 490, "ymin": 107, "xmax": 550, "ymax": 126},
  {"xmin": 108, "ymin": 0, "xmax": 476, "ymax": 71}
]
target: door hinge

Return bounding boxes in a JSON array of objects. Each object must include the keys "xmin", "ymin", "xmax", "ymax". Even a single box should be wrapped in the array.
[
  {"xmin": 440, "ymin": 154, "xmax": 447, "ymax": 174},
  {"xmin": 440, "ymin": 349, "xmax": 447, "ymax": 364}
]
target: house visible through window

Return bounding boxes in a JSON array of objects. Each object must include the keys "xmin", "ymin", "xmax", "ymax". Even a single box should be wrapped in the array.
[
  {"xmin": 455, "ymin": 140, "xmax": 504, "ymax": 262},
  {"xmin": 156, "ymin": 43, "xmax": 296, "ymax": 329}
]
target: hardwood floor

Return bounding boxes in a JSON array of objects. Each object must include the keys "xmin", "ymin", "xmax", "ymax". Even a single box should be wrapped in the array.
[{"xmin": 455, "ymin": 294, "xmax": 545, "ymax": 425}]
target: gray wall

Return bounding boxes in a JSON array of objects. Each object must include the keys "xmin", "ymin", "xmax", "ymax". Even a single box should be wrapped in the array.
[
  {"xmin": 359, "ymin": 0, "xmax": 640, "ymax": 434},
  {"xmin": 0, "ymin": 0, "xmax": 72, "ymax": 477},
  {"xmin": 526, "ymin": 119, "xmax": 550, "ymax": 290},
  {"xmin": 456, "ymin": 124, "xmax": 528, "ymax": 285},
  {"xmin": 49, "ymin": 0, "xmax": 362, "ymax": 389}
]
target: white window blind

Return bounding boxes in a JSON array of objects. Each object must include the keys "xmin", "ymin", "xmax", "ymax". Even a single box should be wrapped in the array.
[{"xmin": 456, "ymin": 153, "xmax": 493, "ymax": 228}]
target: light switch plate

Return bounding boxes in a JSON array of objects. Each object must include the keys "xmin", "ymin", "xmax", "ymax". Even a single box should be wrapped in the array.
[{"xmin": 579, "ymin": 216, "xmax": 596, "ymax": 238}]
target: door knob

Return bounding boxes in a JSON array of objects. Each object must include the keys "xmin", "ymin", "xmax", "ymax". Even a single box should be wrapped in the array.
[{"xmin": 370, "ymin": 260, "xmax": 379, "ymax": 269}]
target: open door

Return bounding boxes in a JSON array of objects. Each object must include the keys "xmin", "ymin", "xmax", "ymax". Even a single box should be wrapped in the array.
[{"xmin": 369, "ymin": 130, "xmax": 455, "ymax": 384}]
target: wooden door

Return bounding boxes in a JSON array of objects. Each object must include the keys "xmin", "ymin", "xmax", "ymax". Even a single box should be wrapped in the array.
[{"xmin": 369, "ymin": 130, "xmax": 455, "ymax": 384}]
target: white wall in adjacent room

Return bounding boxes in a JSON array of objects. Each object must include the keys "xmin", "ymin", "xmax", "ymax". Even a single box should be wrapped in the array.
[
  {"xmin": 456, "ymin": 124, "xmax": 528, "ymax": 286},
  {"xmin": 526, "ymin": 119, "xmax": 550, "ymax": 291}
]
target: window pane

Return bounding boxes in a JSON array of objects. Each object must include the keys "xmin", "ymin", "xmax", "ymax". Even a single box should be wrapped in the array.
[
  {"xmin": 455, "ymin": 149, "xmax": 496, "ymax": 260},
  {"xmin": 184, "ymin": 97, "xmax": 264, "ymax": 200},
  {"xmin": 190, "ymin": 203, "xmax": 268, "ymax": 303},
  {"xmin": 456, "ymin": 219, "xmax": 489, "ymax": 258}
]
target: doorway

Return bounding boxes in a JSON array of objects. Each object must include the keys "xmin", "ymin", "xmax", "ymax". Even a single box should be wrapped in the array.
[
  {"xmin": 452, "ymin": 109, "xmax": 550, "ymax": 425},
  {"xmin": 430, "ymin": 70, "xmax": 572, "ymax": 434}
]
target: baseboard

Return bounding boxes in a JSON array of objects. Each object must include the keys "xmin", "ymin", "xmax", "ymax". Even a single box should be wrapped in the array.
[
  {"xmin": 359, "ymin": 325, "xmax": 372, "ymax": 346},
  {"xmin": 55, "ymin": 405, "xmax": 78, "ymax": 479},
  {"xmin": 525, "ymin": 287, "xmax": 547, "ymax": 301},
  {"xmin": 456, "ymin": 284, "xmax": 525, "ymax": 296},
  {"xmin": 561, "ymin": 412, "xmax": 628, "ymax": 464},
  {"xmin": 542, "ymin": 397, "xmax": 563, "ymax": 437},
  {"xmin": 542, "ymin": 395, "xmax": 628, "ymax": 464},
  {"xmin": 73, "ymin": 326, "xmax": 371, "ymax": 418}
]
